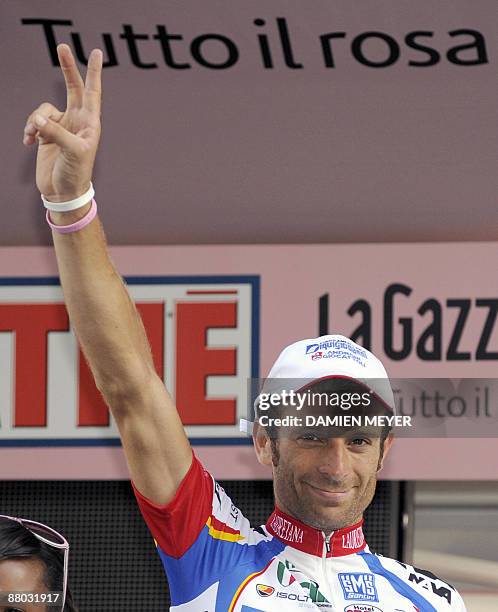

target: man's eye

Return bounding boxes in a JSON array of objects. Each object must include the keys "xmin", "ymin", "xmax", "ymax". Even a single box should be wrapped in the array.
[
  {"xmin": 351, "ymin": 437, "xmax": 370, "ymax": 446},
  {"xmin": 299, "ymin": 433, "xmax": 322, "ymax": 442}
]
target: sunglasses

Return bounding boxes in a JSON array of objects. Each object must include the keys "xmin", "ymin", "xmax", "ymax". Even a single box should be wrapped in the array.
[{"xmin": 0, "ymin": 515, "xmax": 69, "ymax": 611}]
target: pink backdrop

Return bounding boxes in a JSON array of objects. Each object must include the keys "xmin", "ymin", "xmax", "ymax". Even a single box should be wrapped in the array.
[
  {"xmin": 2, "ymin": 1, "xmax": 497, "ymax": 246},
  {"xmin": 1, "ymin": 243, "xmax": 497, "ymax": 479}
]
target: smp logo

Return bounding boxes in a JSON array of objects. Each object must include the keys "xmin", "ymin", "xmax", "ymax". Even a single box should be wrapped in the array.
[
  {"xmin": 338, "ymin": 573, "xmax": 379, "ymax": 602},
  {"xmin": 311, "ymin": 351, "xmax": 323, "ymax": 361}
]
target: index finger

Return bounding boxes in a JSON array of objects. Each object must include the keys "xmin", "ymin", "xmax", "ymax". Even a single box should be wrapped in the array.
[
  {"xmin": 83, "ymin": 49, "xmax": 103, "ymax": 114},
  {"xmin": 57, "ymin": 44, "xmax": 84, "ymax": 109}
]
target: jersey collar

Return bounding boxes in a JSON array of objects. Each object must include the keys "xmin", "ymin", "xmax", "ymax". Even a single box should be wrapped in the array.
[{"xmin": 265, "ymin": 506, "xmax": 366, "ymax": 557}]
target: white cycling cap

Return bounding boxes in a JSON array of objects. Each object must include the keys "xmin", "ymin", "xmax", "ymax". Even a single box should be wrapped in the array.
[{"xmin": 241, "ymin": 334, "xmax": 394, "ymax": 434}]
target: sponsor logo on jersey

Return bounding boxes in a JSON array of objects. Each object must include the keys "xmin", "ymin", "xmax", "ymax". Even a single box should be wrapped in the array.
[
  {"xmin": 269, "ymin": 515, "xmax": 304, "ymax": 544},
  {"xmin": 276, "ymin": 593, "xmax": 314, "ymax": 602},
  {"xmin": 276, "ymin": 560, "xmax": 297, "ymax": 587},
  {"xmin": 342, "ymin": 526, "xmax": 365, "ymax": 549},
  {"xmin": 275, "ymin": 561, "xmax": 331, "ymax": 605},
  {"xmin": 299, "ymin": 581, "xmax": 331, "ymax": 605},
  {"xmin": 277, "ymin": 561, "xmax": 332, "ymax": 608},
  {"xmin": 344, "ymin": 604, "xmax": 383, "ymax": 612},
  {"xmin": 396, "ymin": 562, "xmax": 453, "ymax": 605},
  {"xmin": 339, "ymin": 573, "xmax": 379, "ymax": 602},
  {"xmin": 256, "ymin": 584, "xmax": 275, "ymax": 597}
]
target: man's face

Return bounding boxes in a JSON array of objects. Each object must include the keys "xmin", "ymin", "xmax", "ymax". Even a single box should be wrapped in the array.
[
  {"xmin": 255, "ymin": 425, "xmax": 393, "ymax": 533},
  {"xmin": 0, "ymin": 557, "xmax": 48, "ymax": 612}
]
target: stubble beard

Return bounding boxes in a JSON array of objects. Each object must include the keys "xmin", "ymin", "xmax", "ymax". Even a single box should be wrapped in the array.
[{"xmin": 271, "ymin": 441, "xmax": 378, "ymax": 533}]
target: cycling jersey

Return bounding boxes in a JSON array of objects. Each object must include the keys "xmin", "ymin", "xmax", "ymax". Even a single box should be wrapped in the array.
[{"xmin": 133, "ymin": 454, "xmax": 466, "ymax": 611}]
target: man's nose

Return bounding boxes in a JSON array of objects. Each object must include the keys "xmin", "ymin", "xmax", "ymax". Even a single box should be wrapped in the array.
[{"xmin": 315, "ymin": 438, "xmax": 350, "ymax": 482}]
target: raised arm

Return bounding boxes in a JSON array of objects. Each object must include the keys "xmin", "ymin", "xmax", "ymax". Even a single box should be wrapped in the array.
[{"xmin": 23, "ymin": 44, "xmax": 192, "ymax": 504}]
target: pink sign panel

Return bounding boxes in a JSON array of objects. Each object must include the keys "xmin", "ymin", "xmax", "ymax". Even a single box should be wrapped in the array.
[{"xmin": 0, "ymin": 243, "xmax": 497, "ymax": 479}]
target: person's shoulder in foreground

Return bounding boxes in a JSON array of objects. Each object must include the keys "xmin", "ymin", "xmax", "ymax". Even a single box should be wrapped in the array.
[{"xmin": 134, "ymin": 334, "xmax": 467, "ymax": 611}]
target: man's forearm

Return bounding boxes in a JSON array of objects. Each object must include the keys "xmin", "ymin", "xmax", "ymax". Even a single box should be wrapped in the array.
[{"xmin": 51, "ymin": 204, "xmax": 154, "ymax": 397}]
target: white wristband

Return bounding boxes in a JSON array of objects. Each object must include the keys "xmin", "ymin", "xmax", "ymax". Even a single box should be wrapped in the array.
[{"xmin": 42, "ymin": 182, "xmax": 95, "ymax": 212}]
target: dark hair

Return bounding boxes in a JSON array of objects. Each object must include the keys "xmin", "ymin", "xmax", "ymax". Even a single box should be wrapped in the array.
[{"xmin": 0, "ymin": 517, "xmax": 78, "ymax": 612}]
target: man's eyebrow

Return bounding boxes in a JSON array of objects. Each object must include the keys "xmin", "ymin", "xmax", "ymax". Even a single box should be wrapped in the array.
[
  {"xmin": 344, "ymin": 427, "xmax": 379, "ymax": 435},
  {"xmin": 292, "ymin": 427, "xmax": 322, "ymax": 435},
  {"xmin": 292, "ymin": 426, "xmax": 381, "ymax": 438}
]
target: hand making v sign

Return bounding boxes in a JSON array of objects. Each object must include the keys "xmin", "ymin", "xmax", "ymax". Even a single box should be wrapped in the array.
[{"xmin": 23, "ymin": 44, "xmax": 102, "ymax": 206}]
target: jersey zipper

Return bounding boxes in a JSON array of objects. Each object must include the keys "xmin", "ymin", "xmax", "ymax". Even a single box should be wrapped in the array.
[
  {"xmin": 321, "ymin": 531, "xmax": 334, "ymax": 606},
  {"xmin": 322, "ymin": 531, "xmax": 332, "ymax": 568}
]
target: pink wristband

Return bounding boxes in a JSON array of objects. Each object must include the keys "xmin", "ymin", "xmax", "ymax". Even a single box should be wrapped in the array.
[{"xmin": 46, "ymin": 198, "xmax": 97, "ymax": 234}]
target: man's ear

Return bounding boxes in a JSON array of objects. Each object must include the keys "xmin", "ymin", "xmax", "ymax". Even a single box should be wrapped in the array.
[
  {"xmin": 252, "ymin": 422, "xmax": 274, "ymax": 467},
  {"xmin": 377, "ymin": 434, "xmax": 394, "ymax": 472}
]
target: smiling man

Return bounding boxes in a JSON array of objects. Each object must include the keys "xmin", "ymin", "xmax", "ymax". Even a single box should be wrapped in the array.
[{"xmin": 23, "ymin": 43, "xmax": 466, "ymax": 611}]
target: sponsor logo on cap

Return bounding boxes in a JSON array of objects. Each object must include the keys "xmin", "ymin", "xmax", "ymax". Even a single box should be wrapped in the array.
[
  {"xmin": 256, "ymin": 584, "xmax": 275, "ymax": 597},
  {"xmin": 306, "ymin": 343, "xmax": 320, "ymax": 354},
  {"xmin": 339, "ymin": 573, "xmax": 379, "ymax": 602}
]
